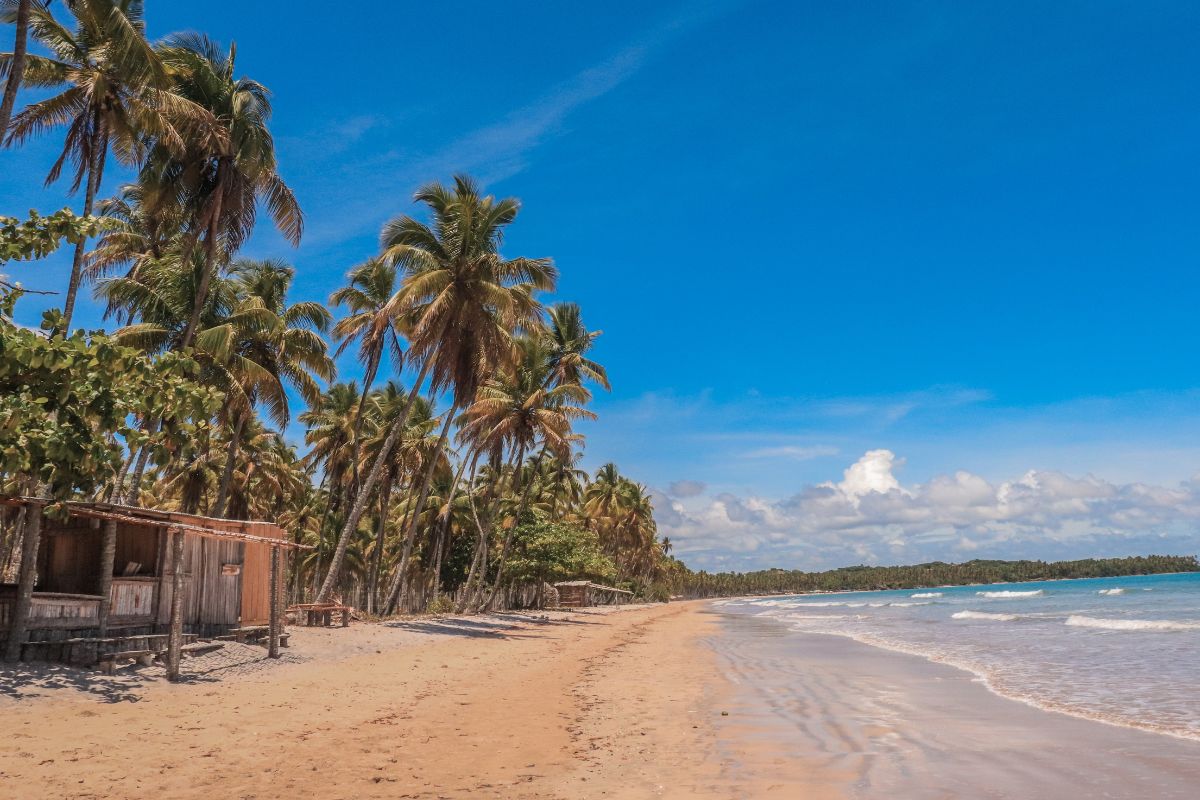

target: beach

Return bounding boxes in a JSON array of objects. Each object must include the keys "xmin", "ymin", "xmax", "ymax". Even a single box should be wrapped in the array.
[{"xmin": 2, "ymin": 600, "xmax": 1199, "ymax": 799}]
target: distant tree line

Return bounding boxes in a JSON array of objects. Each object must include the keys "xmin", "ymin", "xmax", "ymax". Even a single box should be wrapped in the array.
[{"xmin": 672, "ymin": 555, "xmax": 1200, "ymax": 598}]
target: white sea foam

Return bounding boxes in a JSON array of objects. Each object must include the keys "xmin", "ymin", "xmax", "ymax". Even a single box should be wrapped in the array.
[
  {"xmin": 911, "ymin": 592, "xmax": 942, "ymax": 598},
  {"xmin": 952, "ymin": 610, "xmax": 1020, "ymax": 622},
  {"xmin": 977, "ymin": 589, "xmax": 1045, "ymax": 598},
  {"xmin": 1098, "ymin": 588, "xmax": 1126, "ymax": 596},
  {"xmin": 888, "ymin": 601, "xmax": 931, "ymax": 607},
  {"xmin": 1065, "ymin": 615, "xmax": 1200, "ymax": 632}
]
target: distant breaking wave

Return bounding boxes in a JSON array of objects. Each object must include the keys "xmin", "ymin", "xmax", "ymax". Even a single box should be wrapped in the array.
[
  {"xmin": 1098, "ymin": 588, "xmax": 1126, "ymax": 596},
  {"xmin": 977, "ymin": 589, "xmax": 1045, "ymax": 598},
  {"xmin": 911, "ymin": 592, "xmax": 942, "ymax": 598},
  {"xmin": 953, "ymin": 610, "xmax": 1019, "ymax": 622},
  {"xmin": 1066, "ymin": 615, "xmax": 1200, "ymax": 632}
]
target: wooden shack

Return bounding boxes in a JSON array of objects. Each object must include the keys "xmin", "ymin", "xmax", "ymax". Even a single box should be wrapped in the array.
[
  {"xmin": 553, "ymin": 580, "xmax": 634, "ymax": 608},
  {"xmin": 1, "ymin": 498, "xmax": 300, "ymax": 674}
]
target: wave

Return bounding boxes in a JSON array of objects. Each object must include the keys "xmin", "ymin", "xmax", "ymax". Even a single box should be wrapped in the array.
[
  {"xmin": 911, "ymin": 592, "xmax": 942, "ymax": 598},
  {"xmin": 1065, "ymin": 615, "xmax": 1200, "ymax": 632},
  {"xmin": 976, "ymin": 589, "xmax": 1044, "ymax": 598},
  {"xmin": 1097, "ymin": 588, "xmax": 1126, "ymax": 596},
  {"xmin": 952, "ymin": 610, "xmax": 1019, "ymax": 622}
]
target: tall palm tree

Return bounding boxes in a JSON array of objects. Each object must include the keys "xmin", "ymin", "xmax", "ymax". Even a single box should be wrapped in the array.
[
  {"xmin": 151, "ymin": 33, "xmax": 300, "ymax": 350},
  {"xmin": 0, "ymin": 0, "xmax": 33, "ymax": 134},
  {"xmin": 315, "ymin": 174, "xmax": 556, "ymax": 602},
  {"xmin": 3, "ymin": 0, "xmax": 197, "ymax": 331}
]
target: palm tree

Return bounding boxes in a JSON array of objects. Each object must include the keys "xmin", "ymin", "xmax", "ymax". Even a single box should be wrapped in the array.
[
  {"xmin": 0, "ymin": 0, "xmax": 33, "ymax": 134},
  {"xmin": 545, "ymin": 302, "xmax": 609, "ymax": 391},
  {"xmin": 315, "ymin": 174, "xmax": 556, "ymax": 602},
  {"xmin": 330, "ymin": 256, "xmax": 404, "ymax": 490},
  {"xmin": 459, "ymin": 336, "xmax": 595, "ymax": 607},
  {"xmin": 2, "ymin": 0, "xmax": 196, "ymax": 331},
  {"xmin": 151, "ymin": 33, "xmax": 300, "ymax": 350},
  {"xmin": 209, "ymin": 258, "xmax": 334, "ymax": 518}
]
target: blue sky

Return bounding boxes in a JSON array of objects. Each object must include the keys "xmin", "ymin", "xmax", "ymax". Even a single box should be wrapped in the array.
[{"xmin": 4, "ymin": 1, "xmax": 1200, "ymax": 570}]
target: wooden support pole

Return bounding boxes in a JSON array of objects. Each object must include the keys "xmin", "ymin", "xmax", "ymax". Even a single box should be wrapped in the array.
[
  {"xmin": 3, "ymin": 503, "xmax": 43, "ymax": 663},
  {"xmin": 165, "ymin": 531, "xmax": 185, "ymax": 682},
  {"xmin": 268, "ymin": 546, "xmax": 281, "ymax": 659},
  {"xmin": 97, "ymin": 519, "xmax": 117, "ymax": 637}
]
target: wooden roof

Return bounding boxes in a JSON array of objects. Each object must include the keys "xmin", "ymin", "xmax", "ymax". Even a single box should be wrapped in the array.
[
  {"xmin": 553, "ymin": 580, "xmax": 634, "ymax": 595},
  {"xmin": 0, "ymin": 496, "xmax": 309, "ymax": 550}
]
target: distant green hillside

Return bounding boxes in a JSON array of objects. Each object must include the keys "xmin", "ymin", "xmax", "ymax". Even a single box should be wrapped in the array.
[{"xmin": 675, "ymin": 554, "xmax": 1199, "ymax": 597}]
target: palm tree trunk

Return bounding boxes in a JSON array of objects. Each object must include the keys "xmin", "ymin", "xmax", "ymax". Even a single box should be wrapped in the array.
[
  {"xmin": 0, "ymin": 0, "xmax": 32, "ymax": 135},
  {"xmin": 180, "ymin": 161, "xmax": 227, "ymax": 351},
  {"xmin": 123, "ymin": 416, "xmax": 162, "ymax": 506},
  {"xmin": 210, "ymin": 411, "xmax": 246, "ymax": 519},
  {"xmin": 364, "ymin": 474, "xmax": 392, "ymax": 614},
  {"xmin": 456, "ymin": 452, "xmax": 488, "ymax": 612},
  {"xmin": 482, "ymin": 445, "xmax": 546, "ymax": 610},
  {"xmin": 346, "ymin": 350, "xmax": 382, "ymax": 495},
  {"xmin": 3, "ymin": 500, "xmax": 42, "ymax": 663},
  {"xmin": 383, "ymin": 405, "xmax": 456, "ymax": 614},
  {"xmin": 60, "ymin": 117, "xmax": 107, "ymax": 333},
  {"xmin": 315, "ymin": 358, "xmax": 433, "ymax": 603},
  {"xmin": 428, "ymin": 456, "xmax": 469, "ymax": 603}
]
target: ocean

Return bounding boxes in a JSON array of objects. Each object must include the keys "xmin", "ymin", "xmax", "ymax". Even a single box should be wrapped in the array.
[{"xmin": 714, "ymin": 571, "xmax": 1200, "ymax": 741}]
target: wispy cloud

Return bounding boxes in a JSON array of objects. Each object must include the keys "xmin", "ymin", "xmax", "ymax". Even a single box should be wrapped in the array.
[
  {"xmin": 740, "ymin": 445, "xmax": 840, "ymax": 461},
  {"xmin": 288, "ymin": 2, "xmax": 738, "ymax": 254}
]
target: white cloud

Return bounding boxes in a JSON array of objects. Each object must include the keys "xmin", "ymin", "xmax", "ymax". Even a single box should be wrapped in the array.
[{"xmin": 657, "ymin": 449, "xmax": 1200, "ymax": 572}]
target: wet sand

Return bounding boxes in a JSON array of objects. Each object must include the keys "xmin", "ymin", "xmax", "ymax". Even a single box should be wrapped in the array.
[{"xmin": 710, "ymin": 610, "xmax": 1200, "ymax": 798}]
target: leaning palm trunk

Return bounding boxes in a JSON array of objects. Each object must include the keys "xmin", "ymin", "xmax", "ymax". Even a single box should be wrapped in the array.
[
  {"xmin": 60, "ymin": 117, "xmax": 108, "ymax": 333},
  {"xmin": 0, "ymin": 0, "xmax": 32, "ymax": 134},
  {"xmin": 315, "ymin": 358, "xmax": 433, "ymax": 603},
  {"xmin": 384, "ymin": 407, "xmax": 456, "ymax": 614}
]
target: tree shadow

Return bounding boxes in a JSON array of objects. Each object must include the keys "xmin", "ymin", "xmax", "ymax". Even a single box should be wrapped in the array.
[{"xmin": 0, "ymin": 661, "xmax": 151, "ymax": 704}]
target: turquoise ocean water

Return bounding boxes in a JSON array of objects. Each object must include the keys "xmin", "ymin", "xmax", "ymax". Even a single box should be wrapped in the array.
[{"xmin": 715, "ymin": 572, "xmax": 1200, "ymax": 740}]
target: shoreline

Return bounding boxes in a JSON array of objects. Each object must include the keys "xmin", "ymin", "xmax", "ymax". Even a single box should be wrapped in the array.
[{"xmin": 708, "ymin": 608, "xmax": 1200, "ymax": 798}]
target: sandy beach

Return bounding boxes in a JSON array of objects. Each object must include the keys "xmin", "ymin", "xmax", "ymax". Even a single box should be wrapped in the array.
[
  {"xmin": 0, "ymin": 602, "xmax": 764, "ymax": 799},
  {"xmin": 3, "ymin": 600, "xmax": 1199, "ymax": 799}
]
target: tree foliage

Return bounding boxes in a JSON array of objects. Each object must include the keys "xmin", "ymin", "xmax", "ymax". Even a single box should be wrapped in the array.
[
  {"xmin": 672, "ymin": 555, "xmax": 1200, "ymax": 598},
  {"xmin": 0, "ymin": 291, "xmax": 217, "ymax": 507}
]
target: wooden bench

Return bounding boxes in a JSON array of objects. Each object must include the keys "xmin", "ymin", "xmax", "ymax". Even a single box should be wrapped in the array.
[
  {"xmin": 179, "ymin": 642, "xmax": 225, "ymax": 658},
  {"xmin": 97, "ymin": 650, "xmax": 154, "ymax": 675}
]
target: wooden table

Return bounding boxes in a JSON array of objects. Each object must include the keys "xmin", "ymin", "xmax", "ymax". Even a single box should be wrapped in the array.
[{"xmin": 287, "ymin": 603, "xmax": 351, "ymax": 627}]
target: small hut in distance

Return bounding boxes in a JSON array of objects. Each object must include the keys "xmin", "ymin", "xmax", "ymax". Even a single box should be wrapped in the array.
[{"xmin": 552, "ymin": 580, "xmax": 633, "ymax": 608}]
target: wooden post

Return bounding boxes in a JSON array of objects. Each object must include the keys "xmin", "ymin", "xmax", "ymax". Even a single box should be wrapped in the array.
[
  {"xmin": 97, "ymin": 519, "xmax": 117, "ymax": 637},
  {"xmin": 165, "ymin": 530, "xmax": 185, "ymax": 681},
  {"xmin": 3, "ymin": 502, "xmax": 43, "ymax": 663},
  {"xmin": 268, "ymin": 546, "xmax": 281, "ymax": 659}
]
